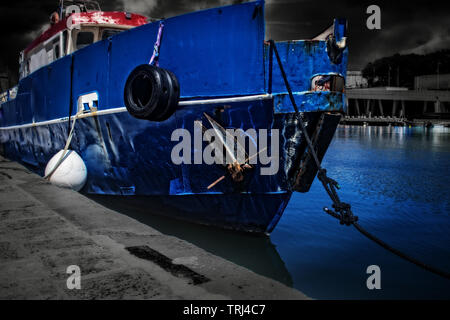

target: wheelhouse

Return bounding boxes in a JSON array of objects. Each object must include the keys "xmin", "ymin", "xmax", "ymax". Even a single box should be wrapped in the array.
[{"xmin": 19, "ymin": 0, "xmax": 148, "ymax": 79}]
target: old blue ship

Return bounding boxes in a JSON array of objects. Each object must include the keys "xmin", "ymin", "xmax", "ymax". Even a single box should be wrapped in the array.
[{"xmin": 0, "ymin": 0, "xmax": 348, "ymax": 233}]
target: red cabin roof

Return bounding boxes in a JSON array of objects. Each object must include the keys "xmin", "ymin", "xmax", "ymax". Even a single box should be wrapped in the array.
[{"xmin": 24, "ymin": 11, "xmax": 148, "ymax": 54}]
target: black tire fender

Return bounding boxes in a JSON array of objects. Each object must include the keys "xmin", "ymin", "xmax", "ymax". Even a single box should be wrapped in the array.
[
  {"xmin": 154, "ymin": 68, "xmax": 180, "ymax": 121},
  {"xmin": 124, "ymin": 64, "xmax": 179, "ymax": 121},
  {"xmin": 124, "ymin": 64, "xmax": 169, "ymax": 120}
]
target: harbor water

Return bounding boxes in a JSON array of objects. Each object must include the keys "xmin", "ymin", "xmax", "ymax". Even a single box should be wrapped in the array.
[{"xmin": 100, "ymin": 125, "xmax": 450, "ymax": 299}]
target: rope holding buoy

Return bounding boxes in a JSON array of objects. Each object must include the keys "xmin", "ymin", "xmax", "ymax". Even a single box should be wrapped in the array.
[{"xmin": 43, "ymin": 108, "xmax": 87, "ymax": 192}]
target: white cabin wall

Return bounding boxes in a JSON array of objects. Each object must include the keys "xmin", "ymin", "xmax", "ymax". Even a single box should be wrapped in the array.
[{"xmin": 29, "ymin": 47, "xmax": 48, "ymax": 74}]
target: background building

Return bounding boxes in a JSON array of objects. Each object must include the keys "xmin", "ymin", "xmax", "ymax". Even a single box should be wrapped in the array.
[
  {"xmin": 346, "ymin": 71, "xmax": 368, "ymax": 88},
  {"xmin": 414, "ymin": 74, "xmax": 450, "ymax": 90}
]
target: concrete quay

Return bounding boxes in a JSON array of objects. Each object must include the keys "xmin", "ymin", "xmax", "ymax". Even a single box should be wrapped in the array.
[{"xmin": 0, "ymin": 155, "xmax": 308, "ymax": 300}]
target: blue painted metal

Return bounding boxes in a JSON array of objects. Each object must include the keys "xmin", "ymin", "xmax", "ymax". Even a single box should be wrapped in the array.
[
  {"xmin": 264, "ymin": 40, "xmax": 348, "ymax": 95},
  {"xmin": 333, "ymin": 18, "xmax": 347, "ymax": 43},
  {"xmin": 0, "ymin": 1, "xmax": 349, "ymax": 233},
  {"xmin": 91, "ymin": 192, "xmax": 292, "ymax": 233},
  {"xmin": 273, "ymin": 92, "xmax": 345, "ymax": 113}
]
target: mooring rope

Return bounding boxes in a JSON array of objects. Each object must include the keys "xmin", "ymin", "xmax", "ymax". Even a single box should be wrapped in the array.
[
  {"xmin": 43, "ymin": 108, "xmax": 83, "ymax": 180},
  {"xmin": 268, "ymin": 39, "xmax": 450, "ymax": 280}
]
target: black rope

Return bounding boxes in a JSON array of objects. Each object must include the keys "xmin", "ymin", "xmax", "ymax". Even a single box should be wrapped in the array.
[
  {"xmin": 353, "ymin": 222, "xmax": 450, "ymax": 279},
  {"xmin": 269, "ymin": 39, "xmax": 450, "ymax": 280}
]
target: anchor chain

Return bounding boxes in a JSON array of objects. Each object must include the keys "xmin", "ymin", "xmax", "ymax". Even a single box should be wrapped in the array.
[{"xmin": 268, "ymin": 39, "xmax": 450, "ymax": 280}]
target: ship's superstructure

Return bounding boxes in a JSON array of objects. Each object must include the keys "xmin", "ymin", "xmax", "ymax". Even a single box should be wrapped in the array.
[{"xmin": 20, "ymin": 1, "xmax": 148, "ymax": 79}]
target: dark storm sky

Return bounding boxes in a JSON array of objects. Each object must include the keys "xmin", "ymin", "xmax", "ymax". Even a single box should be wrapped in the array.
[{"xmin": 0, "ymin": 0, "xmax": 449, "ymax": 73}]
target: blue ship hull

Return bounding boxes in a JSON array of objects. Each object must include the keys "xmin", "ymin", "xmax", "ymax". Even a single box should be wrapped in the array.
[{"xmin": 0, "ymin": 1, "xmax": 348, "ymax": 233}]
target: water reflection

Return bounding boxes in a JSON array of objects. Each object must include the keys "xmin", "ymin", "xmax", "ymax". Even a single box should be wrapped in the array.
[
  {"xmin": 337, "ymin": 125, "xmax": 450, "ymax": 150},
  {"xmin": 88, "ymin": 194, "xmax": 293, "ymax": 287},
  {"xmin": 272, "ymin": 125, "xmax": 450, "ymax": 299},
  {"xmin": 332, "ymin": 126, "xmax": 450, "ymax": 206}
]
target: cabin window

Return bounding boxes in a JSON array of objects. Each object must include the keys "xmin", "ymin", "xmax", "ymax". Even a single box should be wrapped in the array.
[
  {"xmin": 101, "ymin": 29, "xmax": 122, "ymax": 40},
  {"xmin": 53, "ymin": 38, "xmax": 60, "ymax": 59},
  {"xmin": 29, "ymin": 46, "xmax": 48, "ymax": 73},
  {"xmin": 54, "ymin": 44, "xmax": 60, "ymax": 59},
  {"xmin": 76, "ymin": 31, "xmax": 94, "ymax": 50},
  {"xmin": 46, "ymin": 48, "xmax": 54, "ymax": 64},
  {"xmin": 62, "ymin": 30, "xmax": 68, "ymax": 56}
]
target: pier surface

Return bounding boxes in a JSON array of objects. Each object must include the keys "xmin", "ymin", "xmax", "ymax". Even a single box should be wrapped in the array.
[{"xmin": 0, "ymin": 155, "xmax": 307, "ymax": 300}]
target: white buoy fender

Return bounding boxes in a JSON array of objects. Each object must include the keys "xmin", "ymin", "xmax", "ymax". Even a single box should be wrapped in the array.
[{"xmin": 44, "ymin": 150, "xmax": 87, "ymax": 192}]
